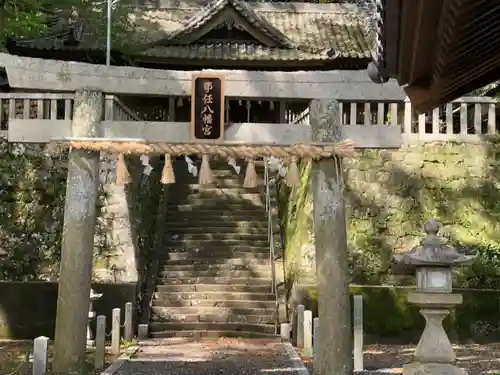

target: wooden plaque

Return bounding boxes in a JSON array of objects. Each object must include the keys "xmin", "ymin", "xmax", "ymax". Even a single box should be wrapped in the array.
[{"xmin": 190, "ymin": 74, "xmax": 225, "ymax": 142}]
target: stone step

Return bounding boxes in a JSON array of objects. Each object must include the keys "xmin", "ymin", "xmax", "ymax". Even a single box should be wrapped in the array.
[
  {"xmin": 151, "ymin": 306, "xmax": 276, "ymax": 317},
  {"xmin": 164, "ymin": 251, "xmax": 271, "ymax": 261},
  {"xmin": 153, "ymin": 291, "xmax": 275, "ymax": 302},
  {"xmin": 169, "ymin": 190, "xmax": 268, "ymax": 199},
  {"xmin": 167, "ymin": 200, "xmax": 265, "ymax": 209},
  {"xmin": 155, "ymin": 283, "xmax": 273, "ymax": 293},
  {"xmin": 150, "ymin": 312, "xmax": 275, "ymax": 324},
  {"xmin": 165, "ymin": 239, "xmax": 269, "ymax": 247},
  {"xmin": 165, "ymin": 233, "xmax": 268, "ymax": 241},
  {"xmin": 171, "ymin": 182, "xmax": 260, "ymax": 191},
  {"xmin": 152, "ymin": 298, "xmax": 276, "ymax": 309},
  {"xmin": 165, "ymin": 226, "xmax": 269, "ymax": 235},
  {"xmin": 160, "ymin": 263, "xmax": 270, "ymax": 272},
  {"xmin": 149, "ymin": 329, "xmax": 276, "ymax": 339},
  {"xmin": 177, "ymin": 183, "xmax": 262, "ymax": 191},
  {"xmin": 155, "ymin": 277, "xmax": 272, "ymax": 286},
  {"xmin": 157, "ymin": 269, "xmax": 272, "ymax": 278},
  {"xmin": 149, "ymin": 322, "xmax": 275, "ymax": 335},
  {"xmin": 165, "ymin": 220, "xmax": 270, "ymax": 229},
  {"xmin": 165, "ymin": 212, "xmax": 270, "ymax": 221}
]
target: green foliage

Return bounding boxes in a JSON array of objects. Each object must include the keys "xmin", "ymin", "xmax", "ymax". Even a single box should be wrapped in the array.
[
  {"xmin": 1, "ymin": 0, "xmax": 139, "ymax": 53},
  {"xmin": 302, "ymin": 285, "xmax": 500, "ymax": 341},
  {"xmin": 0, "ymin": 144, "xmax": 66, "ymax": 280}
]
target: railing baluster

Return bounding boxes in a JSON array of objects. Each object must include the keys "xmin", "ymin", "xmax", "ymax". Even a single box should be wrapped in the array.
[
  {"xmin": 364, "ymin": 102, "xmax": 371, "ymax": 125},
  {"xmin": 432, "ymin": 107, "xmax": 439, "ymax": 134},
  {"xmin": 390, "ymin": 103, "xmax": 398, "ymax": 125},
  {"xmin": 418, "ymin": 112, "xmax": 426, "ymax": 135},
  {"xmin": 377, "ymin": 102, "xmax": 384, "ymax": 125},
  {"xmin": 65, "ymin": 99, "xmax": 72, "ymax": 119},
  {"xmin": 474, "ymin": 103, "xmax": 482, "ymax": 135},
  {"xmin": 445, "ymin": 103, "xmax": 453, "ymax": 134},
  {"xmin": 460, "ymin": 103, "xmax": 467, "ymax": 134},
  {"xmin": 37, "ymin": 99, "xmax": 44, "ymax": 119},
  {"xmin": 487, "ymin": 103, "xmax": 496, "ymax": 135},
  {"xmin": 404, "ymin": 98, "xmax": 412, "ymax": 134},
  {"xmin": 51, "ymin": 99, "xmax": 58, "ymax": 120},
  {"xmin": 8, "ymin": 99, "xmax": 15, "ymax": 119},
  {"xmin": 349, "ymin": 103, "xmax": 357, "ymax": 125},
  {"xmin": 23, "ymin": 99, "xmax": 30, "ymax": 119}
]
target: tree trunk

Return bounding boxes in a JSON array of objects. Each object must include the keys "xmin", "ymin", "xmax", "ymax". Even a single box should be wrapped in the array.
[
  {"xmin": 310, "ymin": 99, "xmax": 352, "ymax": 375},
  {"xmin": 52, "ymin": 90, "xmax": 103, "ymax": 373}
]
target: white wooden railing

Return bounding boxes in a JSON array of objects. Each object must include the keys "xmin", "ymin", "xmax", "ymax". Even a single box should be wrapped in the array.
[
  {"xmin": 338, "ymin": 97, "xmax": 498, "ymax": 143},
  {"xmin": 0, "ymin": 93, "xmax": 140, "ymax": 139},
  {"xmin": 1, "ymin": 93, "xmax": 498, "ymax": 143}
]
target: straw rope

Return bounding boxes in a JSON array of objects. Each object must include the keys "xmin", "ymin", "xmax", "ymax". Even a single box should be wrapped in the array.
[{"xmin": 49, "ymin": 139, "xmax": 356, "ymax": 159}]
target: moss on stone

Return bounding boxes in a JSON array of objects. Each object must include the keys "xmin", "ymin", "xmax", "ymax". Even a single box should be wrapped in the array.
[{"xmin": 279, "ymin": 142, "xmax": 500, "ymax": 288}]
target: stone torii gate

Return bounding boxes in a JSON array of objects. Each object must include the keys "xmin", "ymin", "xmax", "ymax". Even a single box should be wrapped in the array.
[{"xmin": 1, "ymin": 52, "xmax": 404, "ymax": 375}]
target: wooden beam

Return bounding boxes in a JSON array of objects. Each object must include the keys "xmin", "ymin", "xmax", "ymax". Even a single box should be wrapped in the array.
[
  {"xmin": 8, "ymin": 120, "xmax": 402, "ymax": 149},
  {"xmin": 0, "ymin": 53, "xmax": 406, "ymax": 101}
]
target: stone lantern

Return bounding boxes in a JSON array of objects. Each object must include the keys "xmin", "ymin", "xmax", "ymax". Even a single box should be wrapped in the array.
[
  {"xmin": 394, "ymin": 220, "xmax": 475, "ymax": 375},
  {"xmin": 87, "ymin": 288, "xmax": 103, "ymax": 347}
]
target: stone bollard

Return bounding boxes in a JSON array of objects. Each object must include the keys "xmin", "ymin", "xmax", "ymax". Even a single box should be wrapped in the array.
[
  {"xmin": 303, "ymin": 310, "xmax": 313, "ymax": 358},
  {"xmin": 353, "ymin": 295, "xmax": 364, "ymax": 372},
  {"xmin": 280, "ymin": 323, "xmax": 292, "ymax": 341},
  {"xmin": 33, "ymin": 336, "xmax": 49, "ymax": 375},
  {"xmin": 88, "ymin": 288, "xmax": 103, "ymax": 347},
  {"xmin": 95, "ymin": 315, "xmax": 106, "ymax": 369},
  {"xmin": 313, "ymin": 317, "xmax": 319, "ymax": 368},
  {"xmin": 124, "ymin": 302, "xmax": 133, "ymax": 341},
  {"xmin": 393, "ymin": 220, "xmax": 475, "ymax": 375},
  {"xmin": 138, "ymin": 324, "xmax": 149, "ymax": 340},
  {"xmin": 111, "ymin": 308, "xmax": 121, "ymax": 355},
  {"xmin": 296, "ymin": 304, "xmax": 305, "ymax": 348}
]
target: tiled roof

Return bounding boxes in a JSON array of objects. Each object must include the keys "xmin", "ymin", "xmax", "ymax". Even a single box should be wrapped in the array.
[{"xmin": 8, "ymin": 0, "xmax": 373, "ymax": 62}]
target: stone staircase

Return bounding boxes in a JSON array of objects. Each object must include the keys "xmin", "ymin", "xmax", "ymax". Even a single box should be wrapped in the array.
[{"xmin": 149, "ymin": 157, "xmax": 278, "ymax": 338}]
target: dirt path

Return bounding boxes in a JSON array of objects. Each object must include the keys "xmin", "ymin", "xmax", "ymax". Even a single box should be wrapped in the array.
[{"xmin": 116, "ymin": 338, "xmax": 299, "ymax": 375}]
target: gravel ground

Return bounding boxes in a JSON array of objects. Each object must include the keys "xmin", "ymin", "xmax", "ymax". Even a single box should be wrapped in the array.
[
  {"xmin": 114, "ymin": 338, "xmax": 299, "ymax": 375},
  {"xmin": 301, "ymin": 343, "xmax": 500, "ymax": 375}
]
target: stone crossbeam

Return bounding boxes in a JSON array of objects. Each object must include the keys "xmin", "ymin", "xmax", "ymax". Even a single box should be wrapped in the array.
[
  {"xmin": 0, "ymin": 53, "xmax": 405, "ymax": 100},
  {"xmin": 8, "ymin": 120, "xmax": 402, "ymax": 149}
]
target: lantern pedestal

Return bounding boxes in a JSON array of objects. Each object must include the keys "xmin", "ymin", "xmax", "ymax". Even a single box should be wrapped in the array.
[{"xmin": 393, "ymin": 220, "xmax": 475, "ymax": 375}]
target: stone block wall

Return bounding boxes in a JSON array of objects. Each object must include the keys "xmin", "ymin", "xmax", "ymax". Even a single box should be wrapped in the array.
[{"xmin": 281, "ymin": 141, "xmax": 500, "ymax": 288}]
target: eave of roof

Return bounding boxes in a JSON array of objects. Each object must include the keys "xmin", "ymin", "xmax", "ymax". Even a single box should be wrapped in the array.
[{"xmin": 369, "ymin": 0, "xmax": 500, "ymax": 113}]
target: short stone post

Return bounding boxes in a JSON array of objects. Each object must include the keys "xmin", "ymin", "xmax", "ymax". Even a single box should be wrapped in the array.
[
  {"xmin": 313, "ymin": 317, "xmax": 319, "ymax": 368},
  {"xmin": 94, "ymin": 315, "xmax": 106, "ymax": 369},
  {"xmin": 111, "ymin": 308, "xmax": 121, "ymax": 355},
  {"xmin": 33, "ymin": 336, "xmax": 49, "ymax": 375},
  {"xmin": 280, "ymin": 323, "xmax": 292, "ymax": 341},
  {"xmin": 296, "ymin": 304, "xmax": 305, "ymax": 348},
  {"xmin": 303, "ymin": 310, "xmax": 313, "ymax": 358},
  {"xmin": 138, "ymin": 324, "xmax": 149, "ymax": 340},
  {"xmin": 353, "ymin": 295, "xmax": 364, "ymax": 372},
  {"xmin": 88, "ymin": 289, "xmax": 103, "ymax": 347},
  {"xmin": 394, "ymin": 220, "xmax": 475, "ymax": 375},
  {"xmin": 124, "ymin": 302, "xmax": 133, "ymax": 341}
]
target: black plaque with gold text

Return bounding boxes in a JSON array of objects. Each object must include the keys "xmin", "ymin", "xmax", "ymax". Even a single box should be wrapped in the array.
[{"xmin": 191, "ymin": 74, "xmax": 225, "ymax": 141}]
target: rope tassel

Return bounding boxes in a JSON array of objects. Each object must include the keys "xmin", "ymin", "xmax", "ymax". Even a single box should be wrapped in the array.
[
  {"xmin": 116, "ymin": 153, "xmax": 131, "ymax": 185},
  {"xmin": 286, "ymin": 157, "xmax": 300, "ymax": 188},
  {"xmin": 243, "ymin": 159, "xmax": 258, "ymax": 188},
  {"xmin": 161, "ymin": 154, "xmax": 175, "ymax": 184},
  {"xmin": 198, "ymin": 154, "xmax": 213, "ymax": 186}
]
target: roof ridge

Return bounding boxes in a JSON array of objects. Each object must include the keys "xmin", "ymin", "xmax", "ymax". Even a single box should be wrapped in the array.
[{"xmin": 149, "ymin": 0, "xmax": 297, "ymax": 49}]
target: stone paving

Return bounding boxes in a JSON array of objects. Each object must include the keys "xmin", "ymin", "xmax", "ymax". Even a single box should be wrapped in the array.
[{"xmin": 114, "ymin": 338, "xmax": 303, "ymax": 375}]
